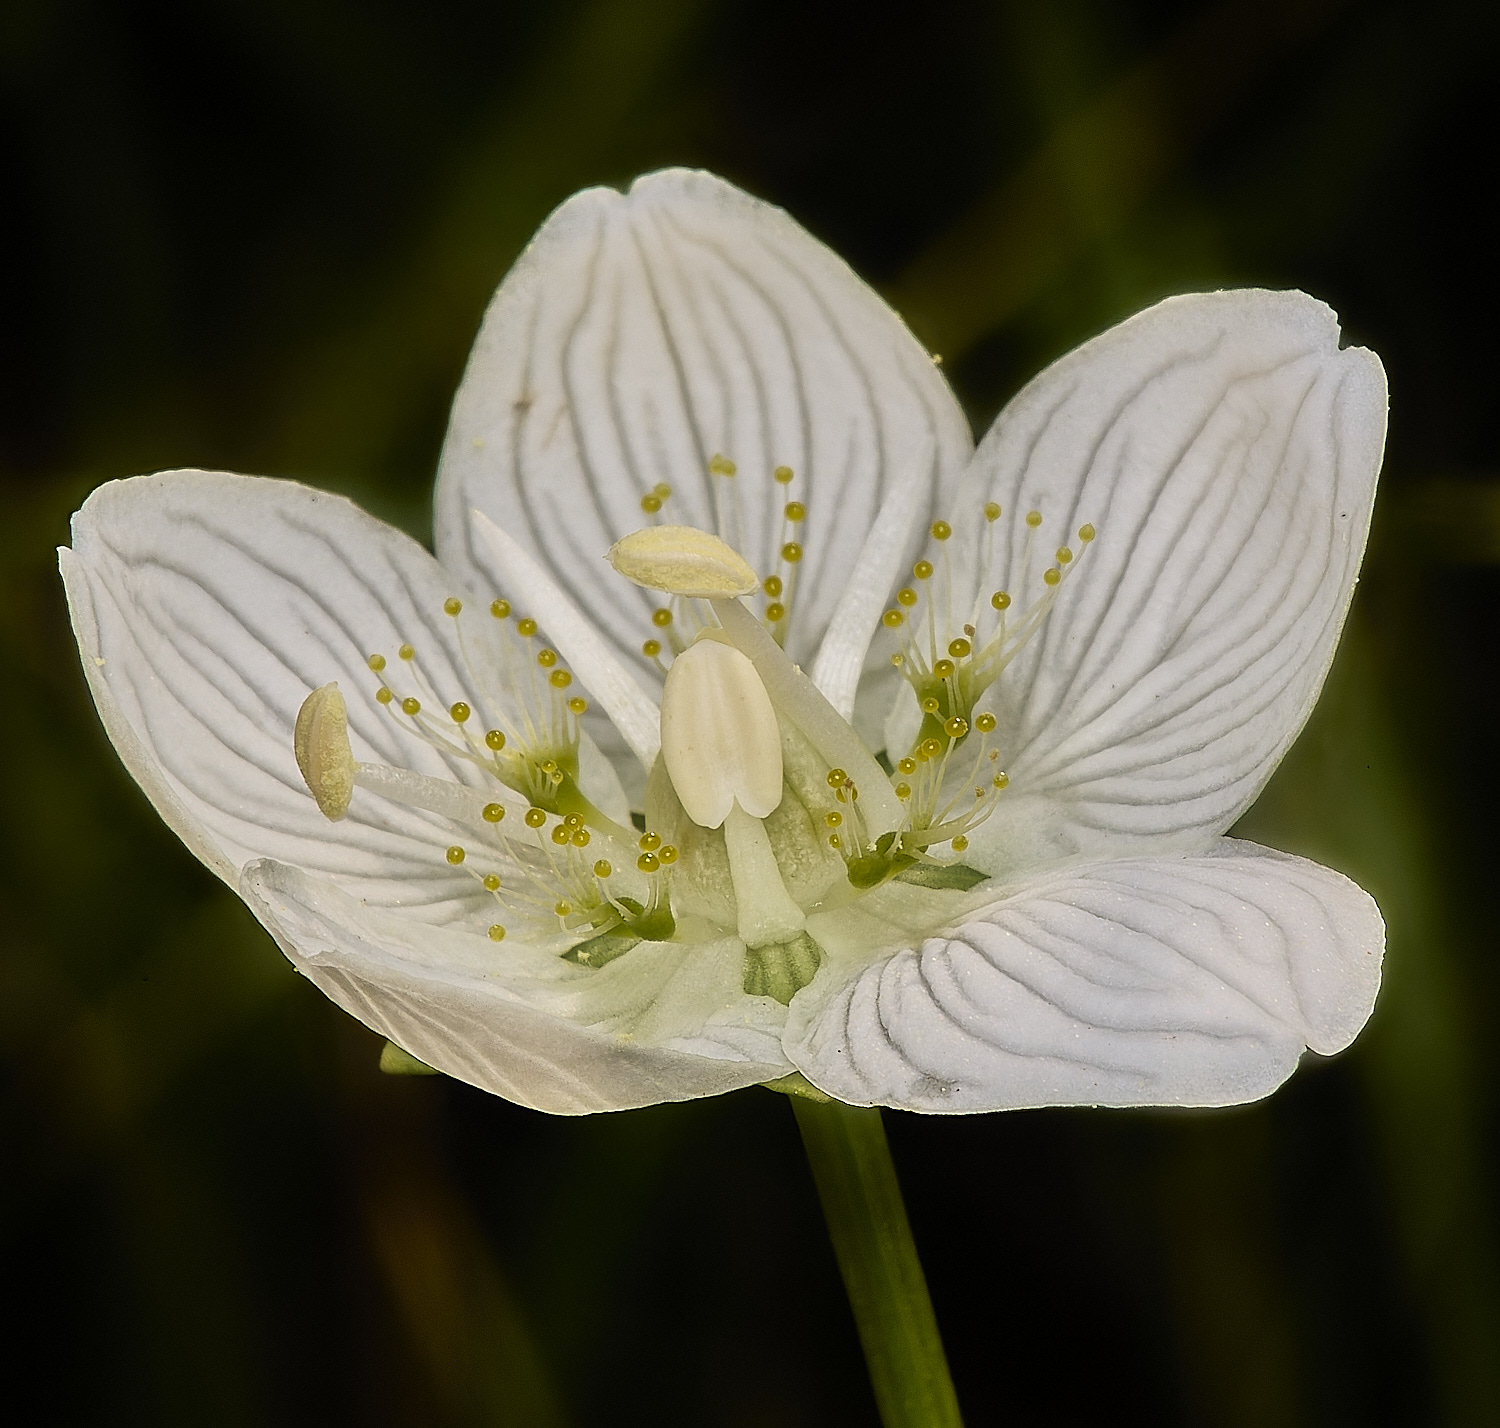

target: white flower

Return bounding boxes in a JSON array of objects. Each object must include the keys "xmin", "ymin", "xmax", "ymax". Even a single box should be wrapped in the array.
[{"xmin": 60, "ymin": 169, "xmax": 1388, "ymax": 1115}]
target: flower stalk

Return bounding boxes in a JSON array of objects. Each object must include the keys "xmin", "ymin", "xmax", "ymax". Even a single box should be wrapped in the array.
[{"xmin": 791, "ymin": 1096, "xmax": 964, "ymax": 1428}]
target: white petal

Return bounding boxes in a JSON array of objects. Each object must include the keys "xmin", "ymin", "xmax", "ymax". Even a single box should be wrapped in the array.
[
  {"xmin": 244, "ymin": 859, "xmax": 789, "ymax": 1114},
  {"xmin": 63, "ymin": 470, "xmax": 515, "ymax": 918},
  {"xmin": 784, "ymin": 840, "xmax": 1383, "ymax": 1112},
  {"xmin": 947, "ymin": 291, "xmax": 1386, "ymax": 866},
  {"xmin": 434, "ymin": 167, "xmax": 972, "ymax": 685}
]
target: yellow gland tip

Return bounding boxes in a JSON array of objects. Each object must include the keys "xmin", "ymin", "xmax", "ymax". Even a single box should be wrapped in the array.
[
  {"xmin": 367, "ymin": 654, "xmax": 386, "ymax": 672},
  {"xmin": 450, "ymin": 702, "xmax": 470, "ymax": 723},
  {"xmin": 773, "ymin": 465, "xmax": 794, "ymax": 484},
  {"xmin": 975, "ymin": 712, "xmax": 997, "ymax": 733},
  {"xmin": 991, "ymin": 591, "xmax": 1011, "ymax": 610},
  {"xmin": 482, "ymin": 803, "xmax": 505, "ymax": 822},
  {"xmin": 490, "ymin": 599, "xmax": 510, "ymax": 618},
  {"xmin": 485, "ymin": 728, "xmax": 506, "ymax": 750},
  {"xmin": 930, "ymin": 520, "xmax": 952, "ymax": 541},
  {"xmin": 637, "ymin": 851, "xmax": 660, "ymax": 873},
  {"xmin": 639, "ymin": 831, "xmax": 662, "ymax": 851},
  {"xmin": 1043, "ymin": 568, "xmax": 1062, "ymax": 587},
  {"xmin": 1025, "ymin": 510, "xmax": 1042, "ymax": 528},
  {"xmin": 399, "ymin": 643, "xmax": 415, "ymax": 661},
  {"xmin": 1056, "ymin": 547, "xmax": 1073, "ymax": 564},
  {"xmin": 763, "ymin": 574, "xmax": 783, "ymax": 597},
  {"xmin": 537, "ymin": 648, "xmax": 557, "ymax": 667},
  {"xmin": 658, "ymin": 845, "xmax": 678, "ymax": 865},
  {"xmin": 883, "ymin": 610, "xmax": 904, "ymax": 628},
  {"xmin": 549, "ymin": 670, "xmax": 572, "ymax": 688},
  {"xmin": 524, "ymin": 807, "xmax": 547, "ymax": 828},
  {"xmin": 483, "ymin": 874, "xmax": 500, "ymax": 891},
  {"xmin": 781, "ymin": 541, "xmax": 802, "ymax": 563},
  {"xmin": 641, "ymin": 494, "xmax": 662, "ymax": 514},
  {"xmin": 567, "ymin": 696, "xmax": 588, "ymax": 714},
  {"xmin": 593, "ymin": 860, "xmax": 613, "ymax": 879},
  {"xmin": 984, "ymin": 501, "xmax": 1001, "ymax": 522},
  {"xmin": 708, "ymin": 454, "xmax": 737, "ymax": 476},
  {"xmin": 766, "ymin": 602, "xmax": 786, "ymax": 622},
  {"xmin": 642, "ymin": 639, "xmax": 662, "ymax": 658},
  {"xmin": 401, "ymin": 696, "xmax": 420, "ymax": 716},
  {"xmin": 446, "ymin": 846, "xmax": 465, "ymax": 865},
  {"xmin": 914, "ymin": 560, "xmax": 933, "ymax": 581},
  {"xmin": 443, "ymin": 597, "xmax": 462, "ymax": 616},
  {"xmin": 933, "ymin": 658, "xmax": 955, "ymax": 678},
  {"xmin": 948, "ymin": 637, "xmax": 971, "ymax": 658},
  {"xmin": 488, "ymin": 925, "xmax": 506, "ymax": 942},
  {"xmin": 375, "ymin": 687, "xmax": 393, "ymax": 705},
  {"xmin": 551, "ymin": 825, "xmax": 571, "ymax": 845},
  {"xmin": 897, "ymin": 587, "xmax": 918, "ymax": 607},
  {"xmin": 1079, "ymin": 524, "xmax": 1096, "ymax": 542},
  {"xmin": 785, "ymin": 501, "xmax": 806, "ymax": 522},
  {"xmin": 554, "ymin": 900, "xmax": 572, "ymax": 917}
]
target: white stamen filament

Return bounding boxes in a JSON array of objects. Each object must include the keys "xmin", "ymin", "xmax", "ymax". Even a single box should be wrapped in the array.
[
  {"xmin": 723, "ymin": 802, "xmax": 806, "ymax": 948},
  {"xmin": 711, "ymin": 597, "xmax": 903, "ymax": 835}
]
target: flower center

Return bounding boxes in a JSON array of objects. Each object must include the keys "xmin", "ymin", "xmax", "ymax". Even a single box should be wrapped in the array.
[{"xmin": 291, "ymin": 456, "xmax": 1093, "ymax": 1008}]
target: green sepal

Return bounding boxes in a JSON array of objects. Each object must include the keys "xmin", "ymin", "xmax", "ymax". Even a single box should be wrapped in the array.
[
  {"xmin": 894, "ymin": 861, "xmax": 989, "ymax": 891},
  {"xmin": 744, "ymin": 931, "xmax": 824, "ymax": 1004},
  {"xmin": 378, "ymin": 1040, "xmax": 439, "ymax": 1076},
  {"xmin": 762, "ymin": 1071, "xmax": 836, "ymax": 1102}
]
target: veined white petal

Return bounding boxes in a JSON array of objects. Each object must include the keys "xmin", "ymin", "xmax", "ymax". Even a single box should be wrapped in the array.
[
  {"xmin": 784, "ymin": 840, "xmax": 1383, "ymax": 1112},
  {"xmin": 62, "ymin": 470, "xmax": 511, "ymax": 919},
  {"xmin": 245, "ymin": 859, "xmax": 789, "ymax": 1115},
  {"xmin": 434, "ymin": 167, "xmax": 972, "ymax": 682},
  {"xmin": 470, "ymin": 508, "xmax": 661, "ymax": 770},
  {"xmin": 947, "ymin": 291, "xmax": 1386, "ymax": 866}
]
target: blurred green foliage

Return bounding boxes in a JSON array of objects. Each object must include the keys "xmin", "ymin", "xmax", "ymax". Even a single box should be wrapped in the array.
[{"xmin": 3, "ymin": 1, "xmax": 1497, "ymax": 1423}]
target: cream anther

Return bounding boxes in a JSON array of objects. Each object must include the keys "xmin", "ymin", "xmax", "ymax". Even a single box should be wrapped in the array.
[
  {"xmin": 294, "ymin": 683, "xmax": 356, "ymax": 821},
  {"xmin": 607, "ymin": 524, "xmax": 758, "ymax": 599},
  {"xmin": 659, "ymin": 636, "xmax": 783, "ymax": 828}
]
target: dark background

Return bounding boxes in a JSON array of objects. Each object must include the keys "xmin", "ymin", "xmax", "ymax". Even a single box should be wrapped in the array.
[{"xmin": 3, "ymin": 1, "xmax": 1498, "ymax": 1424}]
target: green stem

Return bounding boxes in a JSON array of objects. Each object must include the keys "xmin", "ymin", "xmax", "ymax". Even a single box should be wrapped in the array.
[{"xmin": 791, "ymin": 1096, "xmax": 964, "ymax": 1428}]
